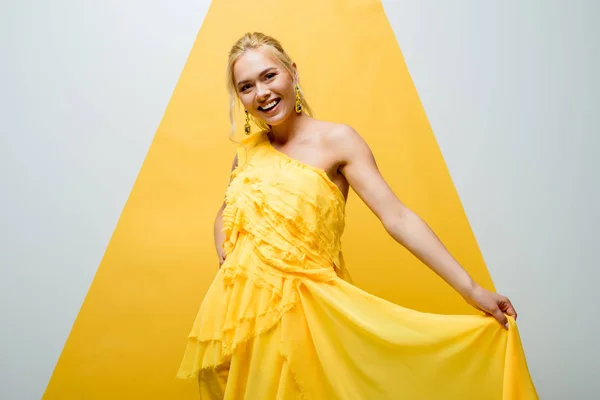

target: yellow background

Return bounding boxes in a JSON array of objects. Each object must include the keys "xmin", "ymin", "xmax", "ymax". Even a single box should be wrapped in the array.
[{"xmin": 44, "ymin": 0, "xmax": 495, "ymax": 397}]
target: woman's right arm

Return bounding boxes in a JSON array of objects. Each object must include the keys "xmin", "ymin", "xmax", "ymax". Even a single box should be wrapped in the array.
[{"xmin": 215, "ymin": 154, "xmax": 239, "ymax": 267}]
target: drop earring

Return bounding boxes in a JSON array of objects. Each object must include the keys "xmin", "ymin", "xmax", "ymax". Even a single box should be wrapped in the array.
[
  {"xmin": 294, "ymin": 84, "xmax": 302, "ymax": 114},
  {"xmin": 244, "ymin": 109, "xmax": 251, "ymax": 135}
]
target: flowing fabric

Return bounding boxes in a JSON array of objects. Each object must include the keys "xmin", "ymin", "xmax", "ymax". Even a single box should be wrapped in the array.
[{"xmin": 177, "ymin": 131, "xmax": 538, "ymax": 399}]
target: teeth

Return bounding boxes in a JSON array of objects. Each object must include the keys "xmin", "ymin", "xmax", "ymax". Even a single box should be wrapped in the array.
[{"xmin": 261, "ymin": 99, "xmax": 278, "ymax": 111}]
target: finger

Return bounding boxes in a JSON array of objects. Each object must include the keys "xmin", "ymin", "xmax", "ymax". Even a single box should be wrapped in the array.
[
  {"xmin": 506, "ymin": 299, "xmax": 517, "ymax": 320},
  {"xmin": 505, "ymin": 303, "xmax": 517, "ymax": 320},
  {"xmin": 492, "ymin": 308, "xmax": 509, "ymax": 330},
  {"xmin": 500, "ymin": 297, "xmax": 517, "ymax": 320}
]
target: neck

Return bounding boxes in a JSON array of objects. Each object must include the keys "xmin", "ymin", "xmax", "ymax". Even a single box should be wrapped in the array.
[{"xmin": 268, "ymin": 112, "xmax": 312, "ymax": 144}]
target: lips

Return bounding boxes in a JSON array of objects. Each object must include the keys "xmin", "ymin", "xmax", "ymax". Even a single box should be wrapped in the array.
[{"xmin": 258, "ymin": 98, "xmax": 281, "ymax": 112}]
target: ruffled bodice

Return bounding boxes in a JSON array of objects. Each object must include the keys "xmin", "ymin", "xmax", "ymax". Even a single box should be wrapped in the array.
[
  {"xmin": 177, "ymin": 131, "xmax": 350, "ymax": 378},
  {"xmin": 177, "ymin": 131, "xmax": 538, "ymax": 400},
  {"xmin": 222, "ymin": 131, "xmax": 346, "ymax": 281}
]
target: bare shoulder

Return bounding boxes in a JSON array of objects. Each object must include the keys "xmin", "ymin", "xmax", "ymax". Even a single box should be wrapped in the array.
[
  {"xmin": 327, "ymin": 123, "xmax": 357, "ymax": 138},
  {"xmin": 323, "ymin": 123, "xmax": 372, "ymax": 165}
]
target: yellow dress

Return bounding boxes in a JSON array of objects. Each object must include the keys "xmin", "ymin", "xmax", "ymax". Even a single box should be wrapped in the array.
[{"xmin": 177, "ymin": 131, "xmax": 538, "ymax": 399}]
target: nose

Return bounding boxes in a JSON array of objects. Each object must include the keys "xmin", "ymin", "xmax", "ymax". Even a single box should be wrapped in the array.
[{"xmin": 255, "ymin": 83, "xmax": 271, "ymax": 101}]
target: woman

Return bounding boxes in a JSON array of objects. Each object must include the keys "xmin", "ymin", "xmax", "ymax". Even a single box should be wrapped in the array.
[{"xmin": 177, "ymin": 32, "xmax": 537, "ymax": 399}]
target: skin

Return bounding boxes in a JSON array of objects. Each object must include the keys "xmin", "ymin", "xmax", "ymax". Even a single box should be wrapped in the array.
[{"xmin": 215, "ymin": 47, "xmax": 517, "ymax": 329}]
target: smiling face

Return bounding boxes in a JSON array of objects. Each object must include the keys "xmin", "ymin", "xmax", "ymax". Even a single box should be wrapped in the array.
[{"xmin": 233, "ymin": 47, "xmax": 298, "ymax": 127}]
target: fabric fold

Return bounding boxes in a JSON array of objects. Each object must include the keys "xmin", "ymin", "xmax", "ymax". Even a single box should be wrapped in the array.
[{"xmin": 177, "ymin": 130, "xmax": 538, "ymax": 399}]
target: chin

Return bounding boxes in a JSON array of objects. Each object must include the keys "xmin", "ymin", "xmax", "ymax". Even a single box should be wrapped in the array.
[
  {"xmin": 265, "ymin": 117, "xmax": 284, "ymax": 127},
  {"xmin": 264, "ymin": 109, "xmax": 292, "ymax": 127}
]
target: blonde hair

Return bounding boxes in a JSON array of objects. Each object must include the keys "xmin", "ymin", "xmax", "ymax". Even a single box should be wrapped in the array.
[{"xmin": 226, "ymin": 32, "xmax": 313, "ymax": 140}]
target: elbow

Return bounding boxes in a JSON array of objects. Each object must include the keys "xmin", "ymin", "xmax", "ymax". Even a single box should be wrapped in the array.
[{"xmin": 380, "ymin": 204, "xmax": 412, "ymax": 234}]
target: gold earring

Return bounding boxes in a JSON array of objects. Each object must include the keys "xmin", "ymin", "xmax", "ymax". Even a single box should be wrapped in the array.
[
  {"xmin": 244, "ymin": 109, "xmax": 251, "ymax": 135},
  {"xmin": 294, "ymin": 84, "xmax": 302, "ymax": 114}
]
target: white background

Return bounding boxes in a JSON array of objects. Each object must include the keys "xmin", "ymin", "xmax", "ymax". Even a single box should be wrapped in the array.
[
  {"xmin": 1, "ymin": 1, "xmax": 598, "ymax": 398},
  {"xmin": 382, "ymin": 1, "xmax": 599, "ymax": 398}
]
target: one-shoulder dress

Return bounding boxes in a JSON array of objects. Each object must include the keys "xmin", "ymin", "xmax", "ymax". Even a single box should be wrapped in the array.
[{"xmin": 177, "ymin": 131, "xmax": 538, "ymax": 400}]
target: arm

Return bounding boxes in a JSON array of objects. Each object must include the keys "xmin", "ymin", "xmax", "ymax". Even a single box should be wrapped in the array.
[
  {"xmin": 215, "ymin": 154, "xmax": 238, "ymax": 267},
  {"xmin": 333, "ymin": 125, "xmax": 516, "ymax": 328}
]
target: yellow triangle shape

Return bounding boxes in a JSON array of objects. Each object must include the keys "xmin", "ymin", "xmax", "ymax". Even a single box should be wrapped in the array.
[{"xmin": 45, "ymin": 0, "xmax": 506, "ymax": 398}]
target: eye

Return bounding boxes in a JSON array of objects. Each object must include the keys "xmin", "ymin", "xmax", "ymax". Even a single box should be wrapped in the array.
[
  {"xmin": 240, "ymin": 84, "xmax": 252, "ymax": 92},
  {"xmin": 265, "ymin": 72, "xmax": 276, "ymax": 80}
]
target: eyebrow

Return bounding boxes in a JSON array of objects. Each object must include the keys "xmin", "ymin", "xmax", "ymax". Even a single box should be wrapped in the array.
[{"xmin": 236, "ymin": 67, "xmax": 277, "ymax": 87}]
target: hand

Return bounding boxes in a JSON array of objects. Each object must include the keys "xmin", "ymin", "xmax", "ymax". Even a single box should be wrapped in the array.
[
  {"xmin": 464, "ymin": 285, "xmax": 517, "ymax": 330},
  {"xmin": 218, "ymin": 251, "xmax": 226, "ymax": 268}
]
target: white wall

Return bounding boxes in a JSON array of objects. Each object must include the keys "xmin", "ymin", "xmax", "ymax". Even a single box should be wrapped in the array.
[
  {"xmin": 381, "ymin": 1, "xmax": 600, "ymax": 398},
  {"xmin": 1, "ymin": 1, "xmax": 598, "ymax": 399},
  {"xmin": 0, "ymin": 1, "xmax": 212, "ymax": 399}
]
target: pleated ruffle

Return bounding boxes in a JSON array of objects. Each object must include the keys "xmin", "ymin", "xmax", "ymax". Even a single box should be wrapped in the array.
[
  {"xmin": 176, "ymin": 130, "xmax": 538, "ymax": 399},
  {"xmin": 178, "ymin": 131, "xmax": 348, "ymax": 381}
]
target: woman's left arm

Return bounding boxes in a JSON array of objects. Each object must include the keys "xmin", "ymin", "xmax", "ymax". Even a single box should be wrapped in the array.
[{"xmin": 332, "ymin": 125, "xmax": 516, "ymax": 329}]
